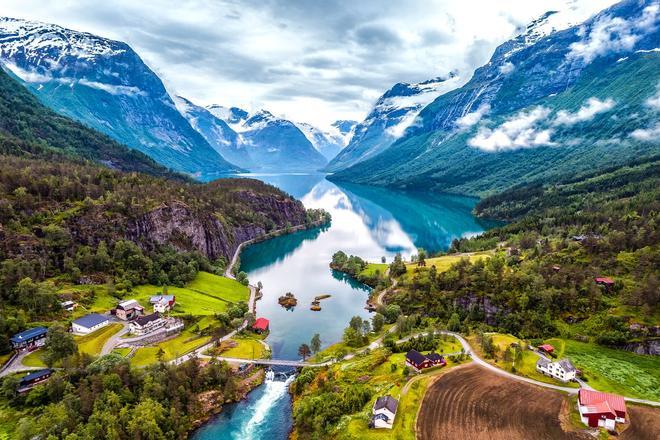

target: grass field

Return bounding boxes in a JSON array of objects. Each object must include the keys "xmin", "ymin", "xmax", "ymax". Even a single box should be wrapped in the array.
[
  {"xmin": 0, "ymin": 354, "xmax": 11, "ymax": 370},
  {"xmin": 21, "ymin": 350, "xmax": 47, "ymax": 367},
  {"xmin": 76, "ymin": 323, "xmax": 123, "ymax": 356},
  {"xmin": 405, "ymin": 251, "xmax": 493, "ymax": 274},
  {"xmin": 220, "ymin": 336, "xmax": 267, "ymax": 359},
  {"xmin": 359, "ymin": 263, "xmax": 388, "ymax": 278},
  {"xmin": 112, "ymin": 348, "xmax": 131, "ymax": 357},
  {"xmin": 546, "ymin": 338, "xmax": 660, "ymax": 400},
  {"xmin": 132, "ymin": 272, "xmax": 249, "ymax": 316},
  {"xmin": 468, "ymin": 333, "xmax": 578, "ymax": 388},
  {"xmin": 131, "ymin": 327, "xmax": 211, "ymax": 367},
  {"xmin": 60, "ymin": 271, "xmax": 249, "ymax": 318}
]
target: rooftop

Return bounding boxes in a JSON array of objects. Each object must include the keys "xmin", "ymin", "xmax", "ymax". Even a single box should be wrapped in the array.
[
  {"xmin": 10, "ymin": 326, "xmax": 48, "ymax": 343},
  {"xmin": 253, "ymin": 317, "xmax": 269, "ymax": 330},
  {"xmin": 405, "ymin": 349, "xmax": 427, "ymax": 365},
  {"xmin": 374, "ymin": 395, "xmax": 398, "ymax": 414},
  {"xmin": 558, "ymin": 358, "xmax": 576, "ymax": 372},
  {"xmin": 118, "ymin": 299, "xmax": 143, "ymax": 310},
  {"xmin": 134, "ymin": 312, "xmax": 161, "ymax": 327},
  {"xmin": 73, "ymin": 313, "xmax": 109, "ymax": 329},
  {"xmin": 19, "ymin": 368, "xmax": 52, "ymax": 384},
  {"xmin": 579, "ymin": 389, "xmax": 626, "ymax": 415},
  {"xmin": 150, "ymin": 295, "xmax": 175, "ymax": 303}
]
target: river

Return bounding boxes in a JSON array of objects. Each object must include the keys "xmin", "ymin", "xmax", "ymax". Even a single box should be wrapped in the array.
[{"xmin": 191, "ymin": 173, "xmax": 498, "ymax": 439}]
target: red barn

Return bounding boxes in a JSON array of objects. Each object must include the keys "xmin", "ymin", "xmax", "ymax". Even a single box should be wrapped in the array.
[
  {"xmin": 538, "ymin": 344, "xmax": 554, "ymax": 354},
  {"xmin": 252, "ymin": 317, "xmax": 270, "ymax": 334},
  {"xmin": 405, "ymin": 350, "xmax": 432, "ymax": 372},
  {"xmin": 578, "ymin": 389, "xmax": 626, "ymax": 431},
  {"xmin": 426, "ymin": 352, "xmax": 446, "ymax": 367}
]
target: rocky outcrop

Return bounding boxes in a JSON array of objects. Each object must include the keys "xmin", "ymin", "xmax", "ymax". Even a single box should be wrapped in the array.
[
  {"xmin": 621, "ymin": 339, "xmax": 660, "ymax": 356},
  {"xmin": 127, "ymin": 193, "xmax": 308, "ymax": 262}
]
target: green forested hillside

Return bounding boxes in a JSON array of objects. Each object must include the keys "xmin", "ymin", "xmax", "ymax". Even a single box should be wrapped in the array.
[
  {"xmin": 388, "ymin": 157, "xmax": 659, "ymax": 343},
  {"xmin": 0, "ymin": 65, "xmax": 181, "ymax": 179}
]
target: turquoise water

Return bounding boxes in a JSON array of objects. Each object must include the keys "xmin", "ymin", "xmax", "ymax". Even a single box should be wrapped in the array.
[{"xmin": 192, "ymin": 174, "xmax": 498, "ymax": 439}]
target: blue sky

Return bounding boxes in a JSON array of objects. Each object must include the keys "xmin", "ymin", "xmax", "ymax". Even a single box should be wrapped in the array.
[{"xmin": 2, "ymin": 0, "xmax": 617, "ymax": 127}]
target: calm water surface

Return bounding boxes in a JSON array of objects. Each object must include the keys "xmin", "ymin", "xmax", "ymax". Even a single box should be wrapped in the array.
[{"xmin": 192, "ymin": 174, "xmax": 498, "ymax": 440}]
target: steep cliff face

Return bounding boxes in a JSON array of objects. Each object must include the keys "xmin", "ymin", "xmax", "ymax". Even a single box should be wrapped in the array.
[{"xmin": 127, "ymin": 193, "xmax": 307, "ymax": 261}]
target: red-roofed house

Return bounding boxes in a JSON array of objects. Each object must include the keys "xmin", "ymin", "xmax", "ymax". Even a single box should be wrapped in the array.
[
  {"xmin": 578, "ymin": 389, "xmax": 626, "ymax": 430},
  {"xmin": 538, "ymin": 344, "xmax": 554, "ymax": 354},
  {"xmin": 594, "ymin": 277, "xmax": 615, "ymax": 287},
  {"xmin": 252, "ymin": 317, "xmax": 269, "ymax": 334}
]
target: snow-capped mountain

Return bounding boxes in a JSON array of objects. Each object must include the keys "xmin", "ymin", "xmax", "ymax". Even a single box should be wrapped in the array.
[
  {"xmin": 325, "ymin": 73, "xmax": 461, "ymax": 172},
  {"xmin": 294, "ymin": 121, "xmax": 347, "ymax": 160},
  {"xmin": 175, "ymin": 96, "xmax": 251, "ymax": 169},
  {"xmin": 201, "ymin": 105, "xmax": 328, "ymax": 171},
  {"xmin": 331, "ymin": 0, "xmax": 660, "ymax": 195},
  {"xmin": 0, "ymin": 17, "xmax": 241, "ymax": 178}
]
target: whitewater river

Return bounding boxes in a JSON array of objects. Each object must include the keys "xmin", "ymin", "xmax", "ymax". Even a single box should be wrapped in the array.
[{"xmin": 191, "ymin": 174, "xmax": 498, "ymax": 439}]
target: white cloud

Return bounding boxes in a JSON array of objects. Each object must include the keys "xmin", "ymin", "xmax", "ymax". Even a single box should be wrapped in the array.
[
  {"xmin": 630, "ymin": 122, "xmax": 660, "ymax": 141},
  {"xmin": 498, "ymin": 61, "xmax": 515, "ymax": 74},
  {"xmin": 568, "ymin": 4, "xmax": 659, "ymax": 63},
  {"xmin": 468, "ymin": 106, "xmax": 554, "ymax": 152},
  {"xmin": 456, "ymin": 104, "xmax": 491, "ymax": 128},
  {"xmin": 0, "ymin": 0, "xmax": 619, "ymax": 128},
  {"xmin": 554, "ymin": 97, "xmax": 615, "ymax": 125},
  {"xmin": 646, "ymin": 84, "xmax": 660, "ymax": 110}
]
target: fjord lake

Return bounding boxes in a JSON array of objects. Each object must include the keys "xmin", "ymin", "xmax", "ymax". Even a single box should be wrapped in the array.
[{"xmin": 192, "ymin": 173, "xmax": 499, "ymax": 439}]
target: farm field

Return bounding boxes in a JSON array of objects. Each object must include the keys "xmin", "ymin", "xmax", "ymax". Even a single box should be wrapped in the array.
[
  {"xmin": 405, "ymin": 251, "xmax": 493, "ymax": 274},
  {"xmin": 620, "ymin": 405, "xmax": 660, "ymax": 440},
  {"xmin": 545, "ymin": 338, "xmax": 660, "ymax": 401},
  {"xmin": 467, "ymin": 333, "xmax": 578, "ymax": 388},
  {"xmin": 417, "ymin": 364, "xmax": 591, "ymax": 440}
]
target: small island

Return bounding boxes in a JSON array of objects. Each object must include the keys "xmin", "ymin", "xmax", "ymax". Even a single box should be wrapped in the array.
[{"xmin": 278, "ymin": 292, "xmax": 298, "ymax": 309}]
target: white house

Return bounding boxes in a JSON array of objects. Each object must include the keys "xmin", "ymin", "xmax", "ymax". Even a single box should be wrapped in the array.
[
  {"xmin": 149, "ymin": 295, "xmax": 176, "ymax": 313},
  {"xmin": 129, "ymin": 312, "xmax": 166, "ymax": 336},
  {"xmin": 370, "ymin": 396, "xmax": 398, "ymax": 429},
  {"xmin": 72, "ymin": 313, "xmax": 110, "ymax": 335},
  {"xmin": 536, "ymin": 357, "xmax": 577, "ymax": 382}
]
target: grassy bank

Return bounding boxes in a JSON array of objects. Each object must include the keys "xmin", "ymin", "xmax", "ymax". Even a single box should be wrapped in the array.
[{"xmin": 546, "ymin": 338, "xmax": 660, "ymax": 400}]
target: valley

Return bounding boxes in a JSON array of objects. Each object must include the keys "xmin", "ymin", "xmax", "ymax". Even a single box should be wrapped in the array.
[{"xmin": 0, "ymin": 0, "xmax": 658, "ymax": 439}]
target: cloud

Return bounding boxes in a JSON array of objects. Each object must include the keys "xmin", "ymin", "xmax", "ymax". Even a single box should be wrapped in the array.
[
  {"xmin": 554, "ymin": 97, "xmax": 615, "ymax": 125},
  {"xmin": 646, "ymin": 84, "xmax": 660, "ymax": 110},
  {"xmin": 468, "ymin": 106, "xmax": 554, "ymax": 152},
  {"xmin": 630, "ymin": 122, "xmax": 660, "ymax": 141},
  {"xmin": 1, "ymin": 0, "xmax": 621, "ymax": 127},
  {"xmin": 568, "ymin": 4, "xmax": 659, "ymax": 63},
  {"xmin": 498, "ymin": 61, "xmax": 515, "ymax": 74},
  {"xmin": 456, "ymin": 104, "xmax": 491, "ymax": 128},
  {"xmin": 5, "ymin": 62, "xmax": 145, "ymax": 96}
]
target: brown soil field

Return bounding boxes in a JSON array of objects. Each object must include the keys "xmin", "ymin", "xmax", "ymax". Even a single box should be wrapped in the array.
[
  {"xmin": 620, "ymin": 405, "xmax": 660, "ymax": 440},
  {"xmin": 417, "ymin": 364, "xmax": 591, "ymax": 440}
]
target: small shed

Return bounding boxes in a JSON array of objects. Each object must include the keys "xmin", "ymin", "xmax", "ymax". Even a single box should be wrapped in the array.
[
  {"xmin": 252, "ymin": 317, "xmax": 270, "ymax": 334},
  {"xmin": 538, "ymin": 344, "xmax": 554, "ymax": 354}
]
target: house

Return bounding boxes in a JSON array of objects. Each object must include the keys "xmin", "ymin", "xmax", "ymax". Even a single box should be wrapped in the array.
[
  {"xmin": 72, "ymin": 313, "xmax": 110, "ymax": 335},
  {"xmin": 595, "ymin": 277, "xmax": 615, "ymax": 288},
  {"xmin": 18, "ymin": 368, "xmax": 53, "ymax": 393},
  {"xmin": 370, "ymin": 395, "xmax": 398, "ymax": 429},
  {"xmin": 115, "ymin": 299, "xmax": 144, "ymax": 321},
  {"xmin": 252, "ymin": 317, "xmax": 270, "ymax": 334},
  {"xmin": 150, "ymin": 295, "xmax": 176, "ymax": 313},
  {"xmin": 536, "ymin": 358, "xmax": 576, "ymax": 382},
  {"xmin": 426, "ymin": 352, "xmax": 447, "ymax": 367},
  {"xmin": 405, "ymin": 349, "xmax": 432, "ymax": 372},
  {"xmin": 129, "ymin": 312, "xmax": 166, "ymax": 336},
  {"xmin": 10, "ymin": 327, "xmax": 48, "ymax": 350},
  {"xmin": 578, "ymin": 389, "xmax": 626, "ymax": 430},
  {"xmin": 60, "ymin": 300, "xmax": 76, "ymax": 312},
  {"xmin": 538, "ymin": 344, "xmax": 555, "ymax": 354}
]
